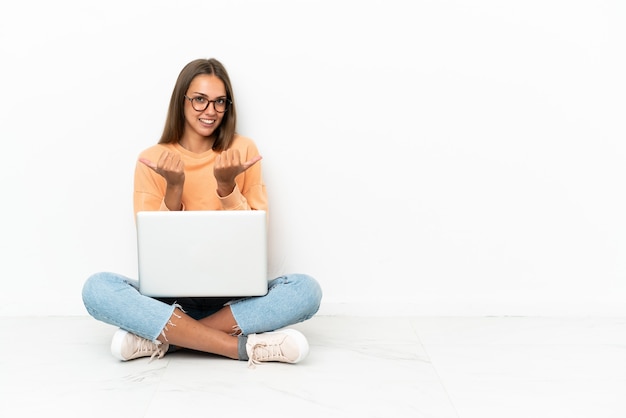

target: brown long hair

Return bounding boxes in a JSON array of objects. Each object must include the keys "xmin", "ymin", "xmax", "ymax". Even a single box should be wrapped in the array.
[{"xmin": 158, "ymin": 58, "xmax": 237, "ymax": 151}]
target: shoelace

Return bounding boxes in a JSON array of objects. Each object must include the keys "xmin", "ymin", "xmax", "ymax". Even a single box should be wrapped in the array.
[
  {"xmin": 149, "ymin": 345, "xmax": 167, "ymax": 362},
  {"xmin": 133, "ymin": 338, "xmax": 167, "ymax": 362},
  {"xmin": 248, "ymin": 342, "xmax": 286, "ymax": 367}
]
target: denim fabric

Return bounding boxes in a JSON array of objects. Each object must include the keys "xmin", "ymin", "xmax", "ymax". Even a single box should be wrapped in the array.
[
  {"xmin": 81, "ymin": 272, "xmax": 322, "ymax": 342},
  {"xmin": 229, "ymin": 274, "xmax": 322, "ymax": 335}
]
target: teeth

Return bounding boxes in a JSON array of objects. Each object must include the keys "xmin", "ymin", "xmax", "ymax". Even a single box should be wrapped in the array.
[{"xmin": 200, "ymin": 118, "xmax": 215, "ymax": 124}]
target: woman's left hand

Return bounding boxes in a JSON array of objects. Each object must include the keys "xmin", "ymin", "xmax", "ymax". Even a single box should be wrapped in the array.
[{"xmin": 214, "ymin": 149, "xmax": 262, "ymax": 196}]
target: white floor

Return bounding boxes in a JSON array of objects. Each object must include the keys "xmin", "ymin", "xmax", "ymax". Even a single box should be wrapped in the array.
[{"xmin": 1, "ymin": 316, "xmax": 625, "ymax": 418}]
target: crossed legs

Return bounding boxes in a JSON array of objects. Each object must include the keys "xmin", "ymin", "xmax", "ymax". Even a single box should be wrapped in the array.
[
  {"xmin": 83, "ymin": 272, "xmax": 322, "ymax": 363},
  {"xmin": 156, "ymin": 306, "xmax": 240, "ymax": 359}
]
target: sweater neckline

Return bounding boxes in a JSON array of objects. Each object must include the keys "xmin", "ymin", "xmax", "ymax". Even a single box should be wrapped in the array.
[{"xmin": 172, "ymin": 142, "xmax": 215, "ymax": 159}]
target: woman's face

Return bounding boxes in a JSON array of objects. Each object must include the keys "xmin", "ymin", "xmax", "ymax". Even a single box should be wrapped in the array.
[{"xmin": 183, "ymin": 74, "xmax": 227, "ymax": 140}]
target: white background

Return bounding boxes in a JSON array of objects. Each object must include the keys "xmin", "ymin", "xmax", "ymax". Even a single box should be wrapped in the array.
[{"xmin": 1, "ymin": 0, "xmax": 624, "ymax": 316}]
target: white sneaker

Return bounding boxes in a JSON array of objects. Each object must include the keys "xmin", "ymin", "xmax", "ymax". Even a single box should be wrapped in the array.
[
  {"xmin": 110, "ymin": 329, "xmax": 169, "ymax": 361},
  {"xmin": 246, "ymin": 329, "xmax": 309, "ymax": 367}
]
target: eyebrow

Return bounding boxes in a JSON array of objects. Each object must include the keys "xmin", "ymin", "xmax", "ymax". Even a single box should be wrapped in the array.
[{"xmin": 190, "ymin": 92, "xmax": 227, "ymax": 98}]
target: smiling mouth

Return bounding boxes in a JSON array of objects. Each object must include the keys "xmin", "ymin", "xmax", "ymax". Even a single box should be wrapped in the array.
[{"xmin": 199, "ymin": 118, "xmax": 215, "ymax": 125}]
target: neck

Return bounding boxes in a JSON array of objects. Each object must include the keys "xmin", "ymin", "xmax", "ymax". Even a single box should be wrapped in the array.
[{"xmin": 178, "ymin": 137, "xmax": 215, "ymax": 153}]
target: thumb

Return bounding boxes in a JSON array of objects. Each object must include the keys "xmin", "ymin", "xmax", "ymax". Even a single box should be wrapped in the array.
[
  {"xmin": 243, "ymin": 155, "xmax": 263, "ymax": 170},
  {"xmin": 139, "ymin": 157, "xmax": 158, "ymax": 171}
]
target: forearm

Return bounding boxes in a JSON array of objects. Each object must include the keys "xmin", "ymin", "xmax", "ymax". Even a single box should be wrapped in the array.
[{"xmin": 163, "ymin": 183, "xmax": 184, "ymax": 211}]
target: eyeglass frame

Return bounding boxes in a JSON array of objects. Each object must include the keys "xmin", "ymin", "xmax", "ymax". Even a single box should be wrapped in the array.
[{"xmin": 184, "ymin": 95, "xmax": 232, "ymax": 113}]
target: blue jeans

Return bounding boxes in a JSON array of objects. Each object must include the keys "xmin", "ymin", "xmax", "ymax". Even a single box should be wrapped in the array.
[{"xmin": 81, "ymin": 272, "xmax": 322, "ymax": 342}]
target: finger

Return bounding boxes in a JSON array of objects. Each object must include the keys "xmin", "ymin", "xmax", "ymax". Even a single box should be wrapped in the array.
[
  {"xmin": 139, "ymin": 157, "xmax": 158, "ymax": 171},
  {"xmin": 158, "ymin": 151, "xmax": 180, "ymax": 173},
  {"xmin": 175, "ymin": 157, "xmax": 185, "ymax": 172},
  {"xmin": 242, "ymin": 155, "xmax": 262, "ymax": 170},
  {"xmin": 225, "ymin": 149, "xmax": 240, "ymax": 164},
  {"xmin": 166, "ymin": 153, "xmax": 180, "ymax": 170},
  {"xmin": 216, "ymin": 150, "xmax": 237, "ymax": 167},
  {"xmin": 214, "ymin": 153, "xmax": 223, "ymax": 169},
  {"xmin": 158, "ymin": 151, "xmax": 172, "ymax": 167}
]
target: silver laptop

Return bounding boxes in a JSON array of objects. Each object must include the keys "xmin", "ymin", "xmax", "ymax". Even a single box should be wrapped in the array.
[{"xmin": 136, "ymin": 210, "xmax": 268, "ymax": 297}]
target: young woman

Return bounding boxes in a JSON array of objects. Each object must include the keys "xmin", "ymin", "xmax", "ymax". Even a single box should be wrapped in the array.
[{"xmin": 82, "ymin": 58, "xmax": 322, "ymax": 366}]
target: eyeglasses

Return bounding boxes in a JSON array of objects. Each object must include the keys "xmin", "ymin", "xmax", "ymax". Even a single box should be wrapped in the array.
[{"xmin": 184, "ymin": 95, "xmax": 232, "ymax": 113}]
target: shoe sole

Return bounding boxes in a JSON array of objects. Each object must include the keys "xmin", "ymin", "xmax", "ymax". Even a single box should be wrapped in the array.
[
  {"xmin": 280, "ymin": 328, "xmax": 310, "ymax": 363},
  {"xmin": 110, "ymin": 328, "xmax": 130, "ymax": 361}
]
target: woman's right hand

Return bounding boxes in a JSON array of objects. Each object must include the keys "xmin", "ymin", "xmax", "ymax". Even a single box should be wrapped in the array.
[{"xmin": 139, "ymin": 151, "xmax": 185, "ymax": 187}]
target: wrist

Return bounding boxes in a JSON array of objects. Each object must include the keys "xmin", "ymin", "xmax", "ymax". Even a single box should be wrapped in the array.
[{"xmin": 216, "ymin": 182, "xmax": 236, "ymax": 197}]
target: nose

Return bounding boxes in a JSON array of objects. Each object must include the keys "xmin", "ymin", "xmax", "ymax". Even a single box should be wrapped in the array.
[{"xmin": 203, "ymin": 101, "xmax": 216, "ymax": 114}]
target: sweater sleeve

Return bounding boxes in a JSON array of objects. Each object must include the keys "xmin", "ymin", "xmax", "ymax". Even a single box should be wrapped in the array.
[
  {"xmin": 217, "ymin": 175, "xmax": 267, "ymax": 211},
  {"xmin": 133, "ymin": 146, "xmax": 179, "ymax": 219}
]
